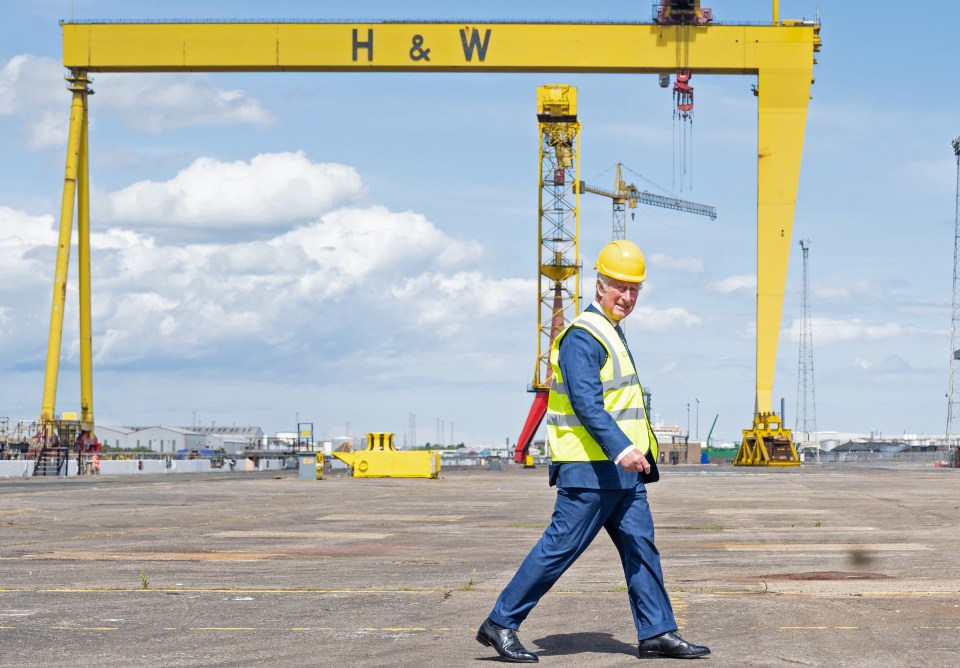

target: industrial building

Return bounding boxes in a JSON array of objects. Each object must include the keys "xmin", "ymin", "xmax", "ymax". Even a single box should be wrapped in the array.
[
  {"xmin": 94, "ymin": 425, "xmax": 134, "ymax": 449},
  {"xmin": 183, "ymin": 425, "xmax": 264, "ymax": 455},
  {"xmin": 94, "ymin": 425, "xmax": 262, "ymax": 456}
]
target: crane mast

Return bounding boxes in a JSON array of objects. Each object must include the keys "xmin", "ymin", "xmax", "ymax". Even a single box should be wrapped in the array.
[
  {"xmin": 533, "ymin": 85, "xmax": 581, "ymax": 392},
  {"xmin": 513, "ymin": 85, "xmax": 581, "ymax": 464}
]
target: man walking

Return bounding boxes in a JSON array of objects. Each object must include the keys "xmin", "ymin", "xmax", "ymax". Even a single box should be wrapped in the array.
[{"xmin": 477, "ymin": 240, "xmax": 710, "ymax": 662}]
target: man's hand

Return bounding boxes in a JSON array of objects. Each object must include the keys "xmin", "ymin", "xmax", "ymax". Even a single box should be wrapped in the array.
[{"xmin": 617, "ymin": 447, "xmax": 651, "ymax": 474}]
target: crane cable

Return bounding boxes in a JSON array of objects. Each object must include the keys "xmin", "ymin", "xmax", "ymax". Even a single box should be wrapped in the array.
[
  {"xmin": 671, "ymin": 23, "xmax": 695, "ymax": 191},
  {"xmin": 621, "ymin": 163, "xmax": 687, "ymax": 201}
]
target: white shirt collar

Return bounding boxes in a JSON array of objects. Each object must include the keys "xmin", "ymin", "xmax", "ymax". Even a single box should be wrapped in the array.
[{"xmin": 591, "ymin": 300, "xmax": 619, "ymax": 327}]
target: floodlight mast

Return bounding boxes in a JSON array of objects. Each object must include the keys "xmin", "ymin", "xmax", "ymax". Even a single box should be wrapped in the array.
[
  {"xmin": 795, "ymin": 239, "xmax": 818, "ymax": 462},
  {"xmin": 946, "ymin": 137, "xmax": 960, "ymax": 446}
]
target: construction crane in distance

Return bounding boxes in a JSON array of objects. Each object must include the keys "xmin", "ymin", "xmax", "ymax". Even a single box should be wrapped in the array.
[{"xmin": 575, "ymin": 163, "xmax": 716, "ymax": 240}]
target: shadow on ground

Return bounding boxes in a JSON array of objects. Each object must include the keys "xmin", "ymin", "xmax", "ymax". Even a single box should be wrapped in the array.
[{"xmin": 534, "ymin": 631, "xmax": 636, "ymax": 658}]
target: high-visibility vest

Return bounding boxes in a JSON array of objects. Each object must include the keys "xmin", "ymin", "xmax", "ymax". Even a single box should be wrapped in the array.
[{"xmin": 546, "ymin": 310, "xmax": 658, "ymax": 462}]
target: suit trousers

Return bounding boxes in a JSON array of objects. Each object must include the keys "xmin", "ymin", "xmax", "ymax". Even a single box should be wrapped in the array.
[{"xmin": 488, "ymin": 482, "xmax": 677, "ymax": 642}]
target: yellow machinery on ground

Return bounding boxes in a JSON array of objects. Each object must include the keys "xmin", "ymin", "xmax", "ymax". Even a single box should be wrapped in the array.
[
  {"xmin": 735, "ymin": 412, "xmax": 800, "ymax": 466},
  {"xmin": 47, "ymin": 5, "xmax": 819, "ymax": 466},
  {"xmin": 332, "ymin": 433, "xmax": 440, "ymax": 479}
]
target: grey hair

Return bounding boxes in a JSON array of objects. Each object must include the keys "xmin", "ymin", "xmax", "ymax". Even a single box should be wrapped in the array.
[{"xmin": 597, "ymin": 272, "xmax": 610, "ymax": 289}]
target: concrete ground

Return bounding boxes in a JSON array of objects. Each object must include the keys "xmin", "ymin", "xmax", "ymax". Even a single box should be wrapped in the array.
[{"xmin": 1, "ymin": 464, "xmax": 958, "ymax": 667}]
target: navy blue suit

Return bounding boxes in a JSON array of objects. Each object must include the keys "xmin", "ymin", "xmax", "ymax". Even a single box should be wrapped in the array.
[{"xmin": 488, "ymin": 305, "xmax": 677, "ymax": 642}]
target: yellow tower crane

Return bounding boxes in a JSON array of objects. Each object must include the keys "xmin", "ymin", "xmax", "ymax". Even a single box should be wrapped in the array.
[
  {"xmin": 576, "ymin": 163, "xmax": 716, "ymax": 240},
  {"xmin": 514, "ymin": 85, "xmax": 581, "ymax": 464}
]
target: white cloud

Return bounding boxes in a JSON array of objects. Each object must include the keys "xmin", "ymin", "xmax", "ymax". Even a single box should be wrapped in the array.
[
  {"xmin": 91, "ymin": 227, "xmax": 155, "ymax": 251},
  {"xmin": 0, "ymin": 161, "xmax": 508, "ymax": 371},
  {"xmin": 710, "ymin": 274, "xmax": 756, "ymax": 295},
  {"xmin": 0, "ymin": 205, "xmax": 58, "ymax": 247},
  {"xmin": 99, "ymin": 151, "xmax": 365, "ymax": 229},
  {"xmin": 74, "ymin": 202, "xmax": 486, "ymax": 364},
  {"xmin": 94, "ymin": 72, "xmax": 275, "ymax": 131},
  {"xmin": 783, "ymin": 317, "xmax": 927, "ymax": 345},
  {"xmin": 0, "ymin": 54, "xmax": 273, "ymax": 151},
  {"xmin": 389, "ymin": 272, "xmax": 532, "ymax": 337},
  {"xmin": 286, "ymin": 205, "xmax": 484, "ymax": 298},
  {"xmin": 649, "ymin": 252, "xmax": 703, "ymax": 273},
  {"xmin": 0, "ymin": 55, "xmax": 74, "ymax": 149},
  {"xmin": 24, "ymin": 109, "xmax": 71, "ymax": 150},
  {"xmin": 631, "ymin": 305, "xmax": 701, "ymax": 330},
  {"xmin": 811, "ymin": 279, "xmax": 877, "ymax": 301},
  {"xmin": 0, "ymin": 205, "xmax": 59, "ymax": 285},
  {"xmin": 0, "ymin": 55, "xmax": 64, "ymax": 115},
  {"xmin": 853, "ymin": 355, "xmax": 913, "ymax": 374}
]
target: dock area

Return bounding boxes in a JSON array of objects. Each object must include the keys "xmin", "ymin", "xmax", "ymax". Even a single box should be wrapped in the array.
[{"xmin": 1, "ymin": 464, "xmax": 958, "ymax": 667}]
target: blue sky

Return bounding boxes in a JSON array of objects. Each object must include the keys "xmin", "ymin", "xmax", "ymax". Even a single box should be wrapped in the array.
[{"xmin": 2, "ymin": 1, "xmax": 959, "ymax": 447}]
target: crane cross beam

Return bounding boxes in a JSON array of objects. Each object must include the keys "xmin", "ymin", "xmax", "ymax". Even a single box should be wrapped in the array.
[
  {"xmin": 62, "ymin": 21, "xmax": 818, "ymax": 74},
  {"xmin": 632, "ymin": 191, "xmax": 717, "ymax": 219},
  {"xmin": 577, "ymin": 174, "xmax": 717, "ymax": 220}
]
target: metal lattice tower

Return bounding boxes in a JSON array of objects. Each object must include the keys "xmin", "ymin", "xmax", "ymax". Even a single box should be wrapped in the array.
[
  {"xmin": 795, "ymin": 239, "xmax": 818, "ymax": 454},
  {"xmin": 946, "ymin": 137, "xmax": 960, "ymax": 444},
  {"xmin": 533, "ymin": 85, "xmax": 581, "ymax": 391},
  {"xmin": 512, "ymin": 85, "xmax": 581, "ymax": 463}
]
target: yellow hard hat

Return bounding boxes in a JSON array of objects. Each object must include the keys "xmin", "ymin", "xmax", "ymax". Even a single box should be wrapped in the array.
[{"xmin": 595, "ymin": 240, "xmax": 646, "ymax": 282}]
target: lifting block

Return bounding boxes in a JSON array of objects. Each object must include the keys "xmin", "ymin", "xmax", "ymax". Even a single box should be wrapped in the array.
[
  {"xmin": 734, "ymin": 413, "xmax": 800, "ymax": 467},
  {"xmin": 332, "ymin": 432, "xmax": 440, "ymax": 479}
]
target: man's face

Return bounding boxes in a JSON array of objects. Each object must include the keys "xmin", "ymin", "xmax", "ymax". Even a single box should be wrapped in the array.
[{"xmin": 597, "ymin": 277, "xmax": 641, "ymax": 323}]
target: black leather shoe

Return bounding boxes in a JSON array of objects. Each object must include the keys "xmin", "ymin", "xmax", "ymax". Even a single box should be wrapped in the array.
[
  {"xmin": 637, "ymin": 631, "xmax": 710, "ymax": 659},
  {"xmin": 476, "ymin": 618, "xmax": 539, "ymax": 663}
]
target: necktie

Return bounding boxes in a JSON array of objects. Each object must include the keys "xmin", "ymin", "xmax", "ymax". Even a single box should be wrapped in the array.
[
  {"xmin": 615, "ymin": 325, "xmax": 628, "ymax": 347},
  {"xmin": 615, "ymin": 325, "xmax": 636, "ymax": 367}
]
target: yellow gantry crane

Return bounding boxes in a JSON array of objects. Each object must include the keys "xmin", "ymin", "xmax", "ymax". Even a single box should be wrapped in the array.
[
  {"xmin": 44, "ymin": 4, "xmax": 819, "ymax": 466},
  {"xmin": 576, "ymin": 163, "xmax": 716, "ymax": 240}
]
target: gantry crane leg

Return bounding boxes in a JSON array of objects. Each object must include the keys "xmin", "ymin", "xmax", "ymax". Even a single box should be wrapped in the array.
[
  {"xmin": 736, "ymin": 67, "xmax": 811, "ymax": 466},
  {"xmin": 38, "ymin": 69, "xmax": 96, "ymax": 451},
  {"xmin": 77, "ymin": 75, "xmax": 94, "ymax": 438}
]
